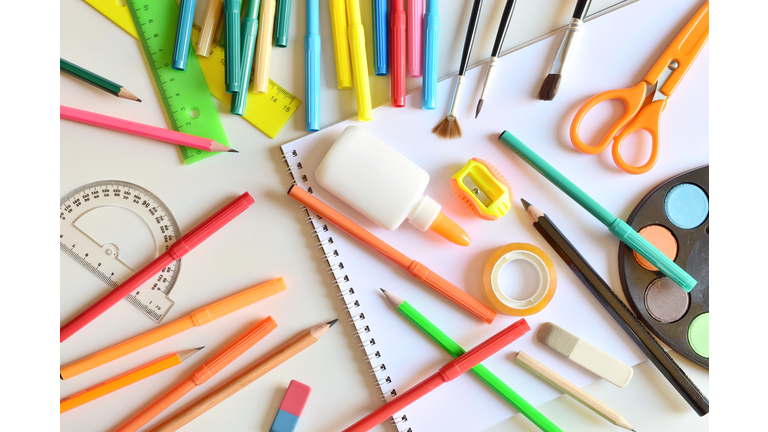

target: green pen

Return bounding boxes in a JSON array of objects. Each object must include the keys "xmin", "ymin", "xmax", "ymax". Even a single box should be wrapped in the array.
[
  {"xmin": 224, "ymin": 0, "xmax": 242, "ymax": 93},
  {"xmin": 497, "ymin": 130, "xmax": 697, "ymax": 292},
  {"xmin": 381, "ymin": 289, "xmax": 563, "ymax": 432},
  {"xmin": 273, "ymin": 0, "xmax": 292, "ymax": 47},
  {"xmin": 231, "ymin": 0, "xmax": 260, "ymax": 114}
]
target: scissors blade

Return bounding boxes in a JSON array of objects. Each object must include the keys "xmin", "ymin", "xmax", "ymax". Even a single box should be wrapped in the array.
[{"xmin": 650, "ymin": 60, "xmax": 679, "ymax": 102}]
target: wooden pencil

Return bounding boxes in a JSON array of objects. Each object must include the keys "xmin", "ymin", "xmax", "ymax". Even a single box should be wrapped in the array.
[
  {"xmin": 521, "ymin": 199, "xmax": 709, "ymax": 417},
  {"xmin": 148, "ymin": 319, "xmax": 338, "ymax": 432},
  {"xmin": 60, "ymin": 58, "xmax": 141, "ymax": 102}
]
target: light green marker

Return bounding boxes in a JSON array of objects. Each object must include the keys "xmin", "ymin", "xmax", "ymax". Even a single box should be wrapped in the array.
[{"xmin": 381, "ymin": 289, "xmax": 562, "ymax": 432}]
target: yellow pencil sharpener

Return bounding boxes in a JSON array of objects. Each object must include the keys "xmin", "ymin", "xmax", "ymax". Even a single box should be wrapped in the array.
[{"xmin": 450, "ymin": 158, "xmax": 512, "ymax": 221}]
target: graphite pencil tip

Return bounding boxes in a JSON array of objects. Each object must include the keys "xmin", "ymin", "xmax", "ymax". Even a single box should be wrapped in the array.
[
  {"xmin": 475, "ymin": 99, "xmax": 484, "ymax": 119},
  {"xmin": 327, "ymin": 318, "xmax": 339, "ymax": 327},
  {"xmin": 520, "ymin": 198, "xmax": 532, "ymax": 210},
  {"xmin": 196, "ymin": 346, "xmax": 205, "ymax": 351},
  {"xmin": 380, "ymin": 288, "xmax": 387, "ymax": 293},
  {"xmin": 228, "ymin": 149, "xmax": 239, "ymax": 153}
]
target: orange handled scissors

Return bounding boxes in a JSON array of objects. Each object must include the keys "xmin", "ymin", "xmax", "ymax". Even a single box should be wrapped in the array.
[{"xmin": 570, "ymin": 1, "xmax": 709, "ymax": 174}]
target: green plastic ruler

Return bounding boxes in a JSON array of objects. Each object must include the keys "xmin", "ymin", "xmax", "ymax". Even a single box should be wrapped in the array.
[{"xmin": 127, "ymin": 0, "xmax": 229, "ymax": 165}]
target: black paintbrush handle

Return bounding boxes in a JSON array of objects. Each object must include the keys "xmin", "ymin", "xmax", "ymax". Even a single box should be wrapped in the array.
[
  {"xmin": 491, "ymin": 0, "xmax": 519, "ymax": 57},
  {"xmin": 459, "ymin": 0, "xmax": 484, "ymax": 76},
  {"xmin": 572, "ymin": 0, "xmax": 593, "ymax": 20},
  {"xmin": 534, "ymin": 214, "xmax": 710, "ymax": 417}
]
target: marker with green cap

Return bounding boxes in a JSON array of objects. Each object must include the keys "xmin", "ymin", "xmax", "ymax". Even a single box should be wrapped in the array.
[
  {"xmin": 231, "ymin": 0, "xmax": 261, "ymax": 114},
  {"xmin": 497, "ymin": 130, "xmax": 697, "ymax": 292},
  {"xmin": 224, "ymin": 0, "xmax": 242, "ymax": 93},
  {"xmin": 273, "ymin": 0, "xmax": 292, "ymax": 47},
  {"xmin": 381, "ymin": 289, "xmax": 563, "ymax": 432}
]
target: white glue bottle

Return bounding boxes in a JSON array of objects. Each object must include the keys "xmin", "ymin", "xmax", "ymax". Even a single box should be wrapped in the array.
[{"xmin": 316, "ymin": 126, "xmax": 470, "ymax": 246}]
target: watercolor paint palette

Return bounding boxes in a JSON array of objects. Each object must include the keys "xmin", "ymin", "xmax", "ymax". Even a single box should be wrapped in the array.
[{"xmin": 618, "ymin": 166, "xmax": 709, "ymax": 369}]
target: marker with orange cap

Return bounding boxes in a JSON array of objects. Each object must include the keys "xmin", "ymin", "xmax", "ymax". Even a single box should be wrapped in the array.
[{"xmin": 316, "ymin": 126, "xmax": 470, "ymax": 246}]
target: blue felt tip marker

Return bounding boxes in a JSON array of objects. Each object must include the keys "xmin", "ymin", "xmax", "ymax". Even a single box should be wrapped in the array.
[
  {"xmin": 269, "ymin": 380, "xmax": 311, "ymax": 432},
  {"xmin": 422, "ymin": 0, "xmax": 439, "ymax": 109},
  {"xmin": 372, "ymin": 0, "xmax": 389, "ymax": 75},
  {"xmin": 172, "ymin": 0, "xmax": 197, "ymax": 70},
  {"xmin": 305, "ymin": 0, "xmax": 321, "ymax": 131}
]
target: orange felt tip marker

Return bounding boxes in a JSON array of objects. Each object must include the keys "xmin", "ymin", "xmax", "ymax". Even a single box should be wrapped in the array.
[
  {"xmin": 114, "ymin": 316, "xmax": 278, "ymax": 432},
  {"xmin": 60, "ymin": 348, "xmax": 202, "ymax": 413},
  {"xmin": 60, "ymin": 278, "xmax": 286, "ymax": 380},
  {"xmin": 287, "ymin": 185, "xmax": 496, "ymax": 324}
]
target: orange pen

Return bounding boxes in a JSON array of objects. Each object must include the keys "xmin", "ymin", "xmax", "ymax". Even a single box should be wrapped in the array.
[
  {"xmin": 60, "ymin": 348, "xmax": 202, "ymax": 413},
  {"xmin": 288, "ymin": 185, "xmax": 496, "ymax": 324},
  {"xmin": 60, "ymin": 278, "xmax": 286, "ymax": 380},
  {"xmin": 113, "ymin": 316, "xmax": 277, "ymax": 432}
]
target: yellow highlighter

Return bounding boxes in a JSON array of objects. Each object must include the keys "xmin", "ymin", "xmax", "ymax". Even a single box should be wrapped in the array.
[
  {"xmin": 329, "ymin": 0, "xmax": 352, "ymax": 89},
  {"xmin": 253, "ymin": 0, "xmax": 277, "ymax": 93},
  {"xmin": 451, "ymin": 158, "xmax": 513, "ymax": 221},
  {"xmin": 345, "ymin": 0, "xmax": 373, "ymax": 121}
]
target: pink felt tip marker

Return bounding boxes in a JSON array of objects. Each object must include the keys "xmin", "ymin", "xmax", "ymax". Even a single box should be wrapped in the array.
[{"xmin": 407, "ymin": 0, "xmax": 423, "ymax": 77}]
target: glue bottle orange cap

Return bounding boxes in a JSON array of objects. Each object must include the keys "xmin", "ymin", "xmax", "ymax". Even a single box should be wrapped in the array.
[{"xmin": 430, "ymin": 212, "xmax": 471, "ymax": 246}]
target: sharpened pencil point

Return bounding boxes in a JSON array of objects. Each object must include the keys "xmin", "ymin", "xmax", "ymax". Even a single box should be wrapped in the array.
[
  {"xmin": 380, "ymin": 288, "xmax": 387, "ymax": 293},
  {"xmin": 228, "ymin": 149, "xmax": 239, "ymax": 153},
  {"xmin": 475, "ymin": 99, "xmax": 484, "ymax": 119},
  {"xmin": 196, "ymin": 346, "xmax": 205, "ymax": 350},
  {"xmin": 520, "ymin": 198, "xmax": 532, "ymax": 210},
  {"xmin": 327, "ymin": 319, "xmax": 339, "ymax": 327}
]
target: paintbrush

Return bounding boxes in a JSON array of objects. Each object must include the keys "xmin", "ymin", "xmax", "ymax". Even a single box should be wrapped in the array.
[
  {"xmin": 538, "ymin": 0, "xmax": 592, "ymax": 100},
  {"xmin": 432, "ymin": 0, "xmax": 484, "ymax": 139},
  {"xmin": 476, "ymin": 0, "xmax": 519, "ymax": 118}
]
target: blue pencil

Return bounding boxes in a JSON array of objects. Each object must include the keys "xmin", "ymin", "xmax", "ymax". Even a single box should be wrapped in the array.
[
  {"xmin": 422, "ymin": 0, "xmax": 439, "ymax": 109},
  {"xmin": 305, "ymin": 0, "xmax": 321, "ymax": 131},
  {"xmin": 172, "ymin": 0, "xmax": 197, "ymax": 70},
  {"xmin": 372, "ymin": 0, "xmax": 388, "ymax": 75}
]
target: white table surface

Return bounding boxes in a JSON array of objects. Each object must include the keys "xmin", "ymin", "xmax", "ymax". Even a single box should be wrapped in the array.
[{"xmin": 53, "ymin": 0, "xmax": 714, "ymax": 431}]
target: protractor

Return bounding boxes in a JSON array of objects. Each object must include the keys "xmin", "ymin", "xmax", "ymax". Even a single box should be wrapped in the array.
[{"xmin": 60, "ymin": 180, "xmax": 181, "ymax": 323}]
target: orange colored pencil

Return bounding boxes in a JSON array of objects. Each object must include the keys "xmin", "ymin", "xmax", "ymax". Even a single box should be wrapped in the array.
[
  {"xmin": 60, "ymin": 348, "xmax": 202, "ymax": 414},
  {"xmin": 148, "ymin": 319, "xmax": 338, "ymax": 432},
  {"xmin": 113, "ymin": 316, "xmax": 278, "ymax": 432},
  {"xmin": 60, "ymin": 278, "xmax": 286, "ymax": 380},
  {"xmin": 287, "ymin": 185, "xmax": 496, "ymax": 324}
]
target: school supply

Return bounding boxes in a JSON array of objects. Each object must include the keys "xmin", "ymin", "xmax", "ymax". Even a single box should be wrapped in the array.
[
  {"xmin": 60, "ymin": 278, "xmax": 286, "ymax": 380},
  {"xmin": 269, "ymin": 380, "xmax": 312, "ymax": 432},
  {"xmin": 342, "ymin": 319, "xmax": 530, "ymax": 432},
  {"xmin": 570, "ymin": 1, "xmax": 709, "ymax": 174},
  {"xmin": 60, "ymin": 348, "xmax": 202, "ymax": 413},
  {"xmin": 328, "ymin": 0, "xmax": 352, "ymax": 89},
  {"xmin": 172, "ymin": 0, "xmax": 196, "ymax": 70},
  {"xmin": 273, "ymin": 0, "xmax": 292, "ymax": 47},
  {"xmin": 497, "ymin": 130, "xmax": 697, "ymax": 292},
  {"xmin": 195, "ymin": 0, "xmax": 222, "ymax": 56},
  {"xmin": 537, "ymin": 322, "xmax": 633, "ymax": 387},
  {"xmin": 231, "ymin": 0, "xmax": 260, "ymax": 115},
  {"xmin": 406, "ymin": 0, "xmax": 423, "ymax": 77},
  {"xmin": 346, "ymin": 0, "xmax": 373, "ymax": 121},
  {"xmin": 476, "ymin": 0, "xmax": 518, "ymax": 118},
  {"xmin": 287, "ymin": 185, "xmax": 494, "ymax": 323},
  {"xmin": 382, "ymin": 290, "xmax": 562, "ymax": 432},
  {"xmin": 60, "ymin": 180, "xmax": 182, "ymax": 323},
  {"xmin": 422, "ymin": 0, "xmax": 439, "ymax": 110},
  {"xmin": 390, "ymin": 0, "xmax": 407, "ymax": 107},
  {"xmin": 372, "ymin": 0, "xmax": 388, "ymax": 75},
  {"xmin": 522, "ymin": 199, "xmax": 709, "ymax": 415},
  {"xmin": 253, "ymin": 0, "xmax": 277, "ymax": 93},
  {"xmin": 60, "ymin": 58, "xmax": 141, "ymax": 102},
  {"xmin": 515, "ymin": 351, "xmax": 634, "ymax": 430},
  {"xmin": 87, "ymin": 0, "xmax": 302, "ymax": 139},
  {"xmin": 60, "ymin": 192, "xmax": 256, "ymax": 342},
  {"xmin": 224, "ymin": 0, "xmax": 242, "ymax": 93},
  {"xmin": 483, "ymin": 243, "xmax": 557, "ymax": 316},
  {"xmin": 537, "ymin": 0, "xmax": 592, "ymax": 101},
  {"xmin": 316, "ymin": 126, "xmax": 470, "ymax": 246},
  {"xmin": 148, "ymin": 320, "xmax": 337, "ymax": 432},
  {"xmin": 60, "ymin": 105, "xmax": 237, "ymax": 153},
  {"xmin": 114, "ymin": 317, "xmax": 277, "ymax": 432},
  {"xmin": 432, "ymin": 0, "xmax": 483, "ymax": 139},
  {"xmin": 451, "ymin": 158, "xmax": 512, "ymax": 221},
  {"xmin": 305, "ymin": 0, "xmax": 321, "ymax": 131}
]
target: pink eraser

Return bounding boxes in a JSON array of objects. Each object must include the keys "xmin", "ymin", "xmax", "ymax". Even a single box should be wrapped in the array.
[{"xmin": 278, "ymin": 380, "xmax": 311, "ymax": 417}]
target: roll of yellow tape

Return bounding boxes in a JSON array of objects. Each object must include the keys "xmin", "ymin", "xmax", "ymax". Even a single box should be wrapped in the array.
[{"xmin": 482, "ymin": 243, "xmax": 557, "ymax": 316}]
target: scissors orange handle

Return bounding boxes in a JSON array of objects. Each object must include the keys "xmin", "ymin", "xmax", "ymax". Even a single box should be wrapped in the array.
[{"xmin": 611, "ymin": 98, "xmax": 666, "ymax": 174}]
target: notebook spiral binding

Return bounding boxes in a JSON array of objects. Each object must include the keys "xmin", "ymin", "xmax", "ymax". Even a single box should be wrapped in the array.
[{"xmin": 282, "ymin": 148, "xmax": 411, "ymax": 432}]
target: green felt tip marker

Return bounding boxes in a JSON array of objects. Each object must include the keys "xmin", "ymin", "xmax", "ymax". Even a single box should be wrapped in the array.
[
  {"xmin": 497, "ymin": 130, "xmax": 696, "ymax": 292},
  {"xmin": 381, "ymin": 289, "xmax": 563, "ymax": 432},
  {"xmin": 273, "ymin": 0, "xmax": 292, "ymax": 47}
]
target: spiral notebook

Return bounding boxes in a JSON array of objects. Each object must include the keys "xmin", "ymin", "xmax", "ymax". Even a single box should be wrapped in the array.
[{"xmin": 279, "ymin": 0, "xmax": 708, "ymax": 430}]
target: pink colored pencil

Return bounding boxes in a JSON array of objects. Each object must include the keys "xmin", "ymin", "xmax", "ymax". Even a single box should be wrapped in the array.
[
  {"xmin": 60, "ymin": 105, "xmax": 237, "ymax": 153},
  {"xmin": 407, "ymin": 0, "xmax": 423, "ymax": 77}
]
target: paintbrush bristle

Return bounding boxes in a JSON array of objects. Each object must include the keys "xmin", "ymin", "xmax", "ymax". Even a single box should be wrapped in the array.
[
  {"xmin": 432, "ymin": 115, "xmax": 462, "ymax": 139},
  {"xmin": 537, "ymin": 74, "xmax": 562, "ymax": 101}
]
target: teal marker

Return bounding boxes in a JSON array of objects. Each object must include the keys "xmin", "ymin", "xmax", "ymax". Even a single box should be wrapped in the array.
[
  {"xmin": 497, "ymin": 130, "xmax": 697, "ymax": 292},
  {"xmin": 224, "ymin": 0, "xmax": 242, "ymax": 93},
  {"xmin": 231, "ymin": 0, "xmax": 260, "ymax": 114}
]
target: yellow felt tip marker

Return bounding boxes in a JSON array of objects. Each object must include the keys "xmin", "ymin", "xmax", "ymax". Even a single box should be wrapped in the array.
[
  {"xmin": 345, "ymin": 0, "xmax": 373, "ymax": 121},
  {"xmin": 451, "ymin": 158, "xmax": 513, "ymax": 221},
  {"xmin": 329, "ymin": 0, "xmax": 353, "ymax": 89},
  {"xmin": 253, "ymin": 0, "xmax": 277, "ymax": 93}
]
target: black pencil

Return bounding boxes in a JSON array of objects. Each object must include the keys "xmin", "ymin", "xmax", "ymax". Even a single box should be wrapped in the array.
[
  {"xmin": 60, "ymin": 58, "xmax": 141, "ymax": 102},
  {"xmin": 521, "ymin": 198, "xmax": 709, "ymax": 417}
]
